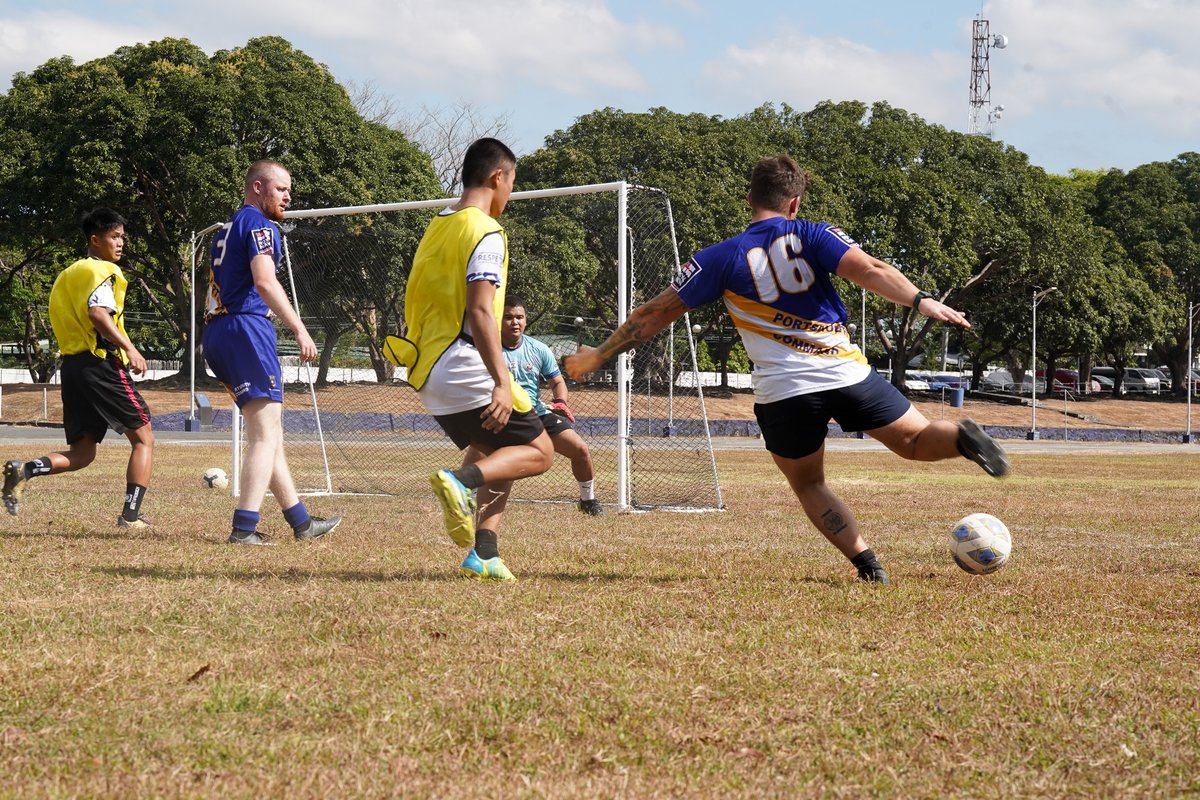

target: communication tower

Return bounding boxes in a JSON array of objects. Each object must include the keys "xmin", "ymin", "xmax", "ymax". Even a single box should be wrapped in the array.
[{"xmin": 969, "ymin": 14, "xmax": 1008, "ymax": 136}]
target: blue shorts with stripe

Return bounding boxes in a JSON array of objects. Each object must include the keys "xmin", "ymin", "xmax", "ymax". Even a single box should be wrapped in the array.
[{"xmin": 202, "ymin": 314, "xmax": 283, "ymax": 407}]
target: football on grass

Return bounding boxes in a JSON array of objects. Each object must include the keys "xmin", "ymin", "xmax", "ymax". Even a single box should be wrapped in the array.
[
  {"xmin": 950, "ymin": 513, "xmax": 1012, "ymax": 575},
  {"xmin": 202, "ymin": 467, "xmax": 229, "ymax": 490}
]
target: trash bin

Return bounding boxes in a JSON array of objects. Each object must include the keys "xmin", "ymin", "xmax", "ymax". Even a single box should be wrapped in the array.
[{"xmin": 950, "ymin": 386, "xmax": 965, "ymax": 408}]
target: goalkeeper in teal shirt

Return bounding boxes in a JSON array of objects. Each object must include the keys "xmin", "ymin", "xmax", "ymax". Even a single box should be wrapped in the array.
[{"xmin": 501, "ymin": 295, "xmax": 605, "ymax": 515}]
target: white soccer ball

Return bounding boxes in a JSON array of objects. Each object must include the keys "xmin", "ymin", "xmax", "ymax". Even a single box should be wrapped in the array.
[
  {"xmin": 949, "ymin": 513, "xmax": 1012, "ymax": 575},
  {"xmin": 202, "ymin": 467, "xmax": 229, "ymax": 490},
  {"xmin": 574, "ymin": 316, "xmax": 584, "ymax": 326}
]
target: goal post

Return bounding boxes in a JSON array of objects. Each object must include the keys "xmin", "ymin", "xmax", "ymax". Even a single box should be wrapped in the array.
[{"xmin": 189, "ymin": 181, "xmax": 724, "ymax": 512}]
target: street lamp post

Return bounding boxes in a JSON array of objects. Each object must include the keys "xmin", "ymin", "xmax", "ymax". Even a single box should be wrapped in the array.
[
  {"xmin": 860, "ymin": 288, "xmax": 867, "ymax": 352},
  {"xmin": 1186, "ymin": 301, "xmax": 1199, "ymax": 443},
  {"xmin": 1028, "ymin": 286, "xmax": 1058, "ymax": 441}
]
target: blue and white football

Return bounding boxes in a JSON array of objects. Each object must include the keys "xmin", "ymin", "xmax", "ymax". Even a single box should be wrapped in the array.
[{"xmin": 950, "ymin": 513, "xmax": 1012, "ymax": 575}]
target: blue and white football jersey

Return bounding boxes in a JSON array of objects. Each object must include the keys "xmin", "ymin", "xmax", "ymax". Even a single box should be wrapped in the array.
[
  {"xmin": 205, "ymin": 204, "xmax": 281, "ymax": 319},
  {"xmin": 672, "ymin": 217, "xmax": 870, "ymax": 403}
]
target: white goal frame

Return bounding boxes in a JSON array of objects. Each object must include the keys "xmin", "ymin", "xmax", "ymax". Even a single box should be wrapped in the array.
[{"xmin": 188, "ymin": 181, "xmax": 723, "ymax": 512}]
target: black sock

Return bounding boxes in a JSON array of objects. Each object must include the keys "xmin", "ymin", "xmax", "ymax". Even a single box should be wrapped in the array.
[
  {"xmin": 25, "ymin": 457, "xmax": 52, "ymax": 479},
  {"xmin": 474, "ymin": 528, "xmax": 499, "ymax": 560},
  {"xmin": 850, "ymin": 548, "xmax": 881, "ymax": 571},
  {"xmin": 122, "ymin": 483, "xmax": 147, "ymax": 522},
  {"xmin": 453, "ymin": 463, "xmax": 485, "ymax": 490}
]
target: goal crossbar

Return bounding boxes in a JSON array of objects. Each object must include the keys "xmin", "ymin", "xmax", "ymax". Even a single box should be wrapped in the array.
[{"xmin": 188, "ymin": 181, "xmax": 724, "ymax": 512}]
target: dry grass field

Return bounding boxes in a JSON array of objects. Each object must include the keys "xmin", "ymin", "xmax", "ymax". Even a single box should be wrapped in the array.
[{"xmin": 1, "ymin": 431, "xmax": 1197, "ymax": 798}]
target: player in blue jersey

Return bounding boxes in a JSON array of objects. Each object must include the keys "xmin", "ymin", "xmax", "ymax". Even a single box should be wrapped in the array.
[
  {"xmin": 202, "ymin": 159, "xmax": 341, "ymax": 545},
  {"xmin": 501, "ymin": 295, "xmax": 605, "ymax": 516},
  {"xmin": 566, "ymin": 155, "xmax": 1008, "ymax": 584}
]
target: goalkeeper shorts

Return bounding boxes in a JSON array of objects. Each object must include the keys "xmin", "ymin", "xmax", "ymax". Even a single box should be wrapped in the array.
[{"xmin": 538, "ymin": 411, "xmax": 575, "ymax": 437}]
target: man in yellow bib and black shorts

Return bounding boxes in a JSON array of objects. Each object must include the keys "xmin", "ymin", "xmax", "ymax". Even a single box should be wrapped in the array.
[
  {"xmin": 3, "ymin": 208, "xmax": 155, "ymax": 528},
  {"xmin": 388, "ymin": 139, "xmax": 553, "ymax": 581}
]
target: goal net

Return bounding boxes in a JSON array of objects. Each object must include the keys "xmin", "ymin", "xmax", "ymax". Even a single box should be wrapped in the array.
[{"xmin": 189, "ymin": 182, "xmax": 724, "ymax": 512}]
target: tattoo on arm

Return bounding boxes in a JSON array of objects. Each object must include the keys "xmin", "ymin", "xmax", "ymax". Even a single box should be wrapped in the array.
[
  {"xmin": 595, "ymin": 291, "xmax": 684, "ymax": 361},
  {"xmin": 821, "ymin": 509, "xmax": 847, "ymax": 535}
]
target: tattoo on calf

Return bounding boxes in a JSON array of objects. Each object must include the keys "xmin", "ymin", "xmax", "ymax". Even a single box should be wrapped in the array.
[{"xmin": 821, "ymin": 509, "xmax": 847, "ymax": 535}]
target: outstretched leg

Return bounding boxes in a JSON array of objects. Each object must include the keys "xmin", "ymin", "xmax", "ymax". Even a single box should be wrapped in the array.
[
  {"xmin": 3, "ymin": 436, "xmax": 98, "ymax": 516},
  {"xmin": 867, "ymin": 407, "xmax": 1009, "ymax": 476}
]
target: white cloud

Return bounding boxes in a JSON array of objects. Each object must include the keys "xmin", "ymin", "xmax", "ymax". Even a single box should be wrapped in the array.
[
  {"xmin": 1, "ymin": 1, "xmax": 681, "ymax": 99},
  {"xmin": 233, "ymin": 0, "xmax": 681, "ymax": 97},
  {"xmin": 986, "ymin": 0, "xmax": 1200, "ymax": 134},
  {"xmin": 698, "ymin": 0, "xmax": 1200, "ymax": 144},
  {"xmin": 0, "ymin": 11, "xmax": 168, "ymax": 89},
  {"xmin": 701, "ymin": 31, "xmax": 963, "ymax": 127}
]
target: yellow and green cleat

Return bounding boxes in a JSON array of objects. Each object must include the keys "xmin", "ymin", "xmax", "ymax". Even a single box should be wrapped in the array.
[
  {"xmin": 430, "ymin": 469, "xmax": 476, "ymax": 547},
  {"xmin": 460, "ymin": 549, "xmax": 516, "ymax": 582}
]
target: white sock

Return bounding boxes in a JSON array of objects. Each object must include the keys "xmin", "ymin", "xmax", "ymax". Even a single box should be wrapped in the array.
[{"xmin": 578, "ymin": 479, "xmax": 595, "ymax": 501}]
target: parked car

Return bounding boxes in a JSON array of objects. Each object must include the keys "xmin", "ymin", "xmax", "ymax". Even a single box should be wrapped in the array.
[
  {"xmin": 1092, "ymin": 366, "xmax": 1161, "ymax": 395},
  {"xmin": 981, "ymin": 369, "xmax": 1016, "ymax": 392},
  {"xmin": 1019, "ymin": 374, "xmax": 1048, "ymax": 395},
  {"xmin": 1127, "ymin": 367, "xmax": 1163, "ymax": 394},
  {"xmin": 1037, "ymin": 369, "xmax": 1100, "ymax": 393},
  {"xmin": 927, "ymin": 372, "xmax": 969, "ymax": 390},
  {"xmin": 1151, "ymin": 368, "xmax": 1173, "ymax": 392}
]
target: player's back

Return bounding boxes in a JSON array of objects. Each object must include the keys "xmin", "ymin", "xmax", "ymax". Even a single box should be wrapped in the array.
[{"xmin": 677, "ymin": 216, "xmax": 869, "ymax": 402}]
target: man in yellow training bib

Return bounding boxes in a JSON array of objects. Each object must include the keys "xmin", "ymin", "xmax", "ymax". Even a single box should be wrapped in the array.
[
  {"xmin": 3, "ymin": 208, "xmax": 155, "ymax": 528},
  {"xmin": 395, "ymin": 138, "xmax": 553, "ymax": 582}
]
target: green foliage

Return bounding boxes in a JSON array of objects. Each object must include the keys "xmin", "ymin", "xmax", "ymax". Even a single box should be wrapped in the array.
[
  {"xmin": 0, "ymin": 36, "xmax": 439, "ymax": 367},
  {"xmin": 4, "ymin": 35, "xmax": 1196, "ymax": 382}
]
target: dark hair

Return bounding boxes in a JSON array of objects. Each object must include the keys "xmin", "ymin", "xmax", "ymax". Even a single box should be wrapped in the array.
[
  {"xmin": 81, "ymin": 207, "xmax": 126, "ymax": 239},
  {"xmin": 504, "ymin": 293, "xmax": 528, "ymax": 312},
  {"xmin": 749, "ymin": 155, "xmax": 811, "ymax": 212},
  {"xmin": 461, "ymin": 138, "xmax": 516, "ymax": 189}
]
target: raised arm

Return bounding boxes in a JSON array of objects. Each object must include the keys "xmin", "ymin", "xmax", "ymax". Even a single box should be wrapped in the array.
[
  {"xmin": 563, "ymin": 287, "xmax": 689, "ymax": 381},
  {"xmin": 836, "ymin": 247, "xmax": 971, "ymax": 328}
]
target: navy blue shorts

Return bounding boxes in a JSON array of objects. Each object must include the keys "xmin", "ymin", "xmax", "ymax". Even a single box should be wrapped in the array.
[
  {"xmin": 754, "ymin": 370, "xmax": 911, "ymax": 459},
  {"xmin": 202, "ymin": 314, "xmax": 283, "ymax": 407}
]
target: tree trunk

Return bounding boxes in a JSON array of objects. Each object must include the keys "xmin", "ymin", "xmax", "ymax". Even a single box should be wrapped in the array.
[{"xmin": 317, "ymin": 328, "xmax": 341, "ymax": 386}]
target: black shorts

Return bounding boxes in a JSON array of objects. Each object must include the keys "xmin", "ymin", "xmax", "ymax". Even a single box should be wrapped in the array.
[
  {"xmin": 60, "ymin": 352, "xmax": 152, "ymax": 444},
  {"xmin": 754, "ymin": 370, "xmax": 910, "ymax": 459},
  {"xmin": 434, "ymin": 405, "xmax": 545, "ymax": 450},
  {"xmin": 538, "ymin": 411, "xmax": 575, "ymax": 437}
]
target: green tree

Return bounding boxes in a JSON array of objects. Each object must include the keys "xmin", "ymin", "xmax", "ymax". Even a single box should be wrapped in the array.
[
  {"xmin": 1091, "ymin": 157, "xmax": 1199, "ymax": 391},
  {"xmin": 0, "ymin": 36, "xmax": 439, "ymax": 377}
]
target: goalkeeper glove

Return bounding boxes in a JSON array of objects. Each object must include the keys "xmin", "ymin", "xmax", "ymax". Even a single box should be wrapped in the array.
[{"xmin": 550, "ymin": 399, "xmax": 575, "ymax": 422}]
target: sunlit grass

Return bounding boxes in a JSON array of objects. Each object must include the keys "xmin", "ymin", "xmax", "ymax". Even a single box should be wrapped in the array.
[{"xmin": 1, "ymin": 441, "xmax": 1197, "ymax": 797}]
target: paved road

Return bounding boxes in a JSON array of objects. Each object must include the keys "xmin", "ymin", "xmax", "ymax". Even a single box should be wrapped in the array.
[{"xmin": 2, "ymin": 424, "xmax": 1195, "ymax": 455}]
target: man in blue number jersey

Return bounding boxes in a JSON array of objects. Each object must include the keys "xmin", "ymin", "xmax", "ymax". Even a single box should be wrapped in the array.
[
  {"xmin": 203, "ymin": 159, "xmax": 341, "ymax": 545},
  {"xmin": 566, "ymin": 155, "xmax": 1008, "ymax": 584}
]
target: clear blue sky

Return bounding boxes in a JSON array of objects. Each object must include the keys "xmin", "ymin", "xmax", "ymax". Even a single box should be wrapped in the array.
[{"xmin": 2, "ymin": 0, "xmax": 1197, "ymax": 175}]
